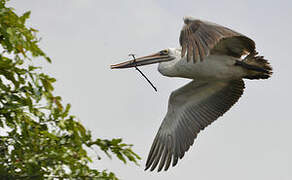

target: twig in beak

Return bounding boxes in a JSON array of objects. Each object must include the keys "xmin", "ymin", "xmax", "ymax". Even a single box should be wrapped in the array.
[{"xmin": 129, "ymin": 54, "xmax": 157, "ymax": 92}]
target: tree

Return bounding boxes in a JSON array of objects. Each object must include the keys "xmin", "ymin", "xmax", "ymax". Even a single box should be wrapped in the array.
[{"xmin": 0, "ymin": 0, "xmax": 140, "ymax": 179}]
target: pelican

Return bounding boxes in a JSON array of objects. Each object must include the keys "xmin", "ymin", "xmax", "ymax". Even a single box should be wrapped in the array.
[{"xmin": 110, "ymin": 17, "xmax": 272, "ymax": 172}]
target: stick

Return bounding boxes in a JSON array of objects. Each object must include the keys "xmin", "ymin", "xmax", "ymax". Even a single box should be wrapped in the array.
[{"xmin": 129, "ymin": 54, "xmax": 157, "ymax": 92}]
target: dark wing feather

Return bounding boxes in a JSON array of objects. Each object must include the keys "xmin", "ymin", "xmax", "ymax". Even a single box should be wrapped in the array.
[
  {"xmin": 179, "ymin": 18, "xmax": 255, "ymax": 62},
  {"xmin": 145, "ymin": 79, "xmax": 245, "ymax": 172}
]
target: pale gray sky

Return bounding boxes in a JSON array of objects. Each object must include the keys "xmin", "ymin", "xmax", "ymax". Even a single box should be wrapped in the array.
[{"xmin": 10, "ymin": 0, "xmax": 291, "ymax": 179}]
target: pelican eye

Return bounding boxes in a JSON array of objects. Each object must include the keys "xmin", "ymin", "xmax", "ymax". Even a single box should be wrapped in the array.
[{"xmin": 160, "ymin": 49, "xmax": 169, "ymax": 55}]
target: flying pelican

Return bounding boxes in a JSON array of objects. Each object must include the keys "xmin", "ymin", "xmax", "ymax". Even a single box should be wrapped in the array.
[{"xmin": 110, "ymin": 17, "xmax": 272, "ymax": 172}]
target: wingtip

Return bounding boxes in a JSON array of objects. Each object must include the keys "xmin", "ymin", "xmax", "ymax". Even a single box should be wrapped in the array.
[
  {"xmin": 144, "ymin": 164, "xmax": 151, "ymax": 171},
  {"xmin": 145, "ymin": 161, "xmax": 173, "ymax": 172},
  {"xmin": 183, "ymin": 16, "xmax": 200, "ymax": 25},
  {"xmin": 183, "ymin": 16, "xmax": 193, "ymax": 24}
]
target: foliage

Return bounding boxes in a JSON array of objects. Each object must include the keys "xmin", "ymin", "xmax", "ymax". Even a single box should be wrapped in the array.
[{"xmin": 0, "ymin": 0, "xmax": 140, "ymax": 179}]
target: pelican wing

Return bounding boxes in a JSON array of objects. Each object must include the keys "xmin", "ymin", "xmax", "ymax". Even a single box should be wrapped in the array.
[
  {"xmin": 179, "ymin": 18, "xmax": 255, "ymax": 62},
  {"xmin": 145, "ymin": 79, "xmax": 245, "ymax": 171}
]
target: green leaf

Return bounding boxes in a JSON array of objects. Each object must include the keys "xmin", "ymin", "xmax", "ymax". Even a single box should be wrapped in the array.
[{"xmin": 20, "ymin": 11, "xmax": 30, "ymax": 24}]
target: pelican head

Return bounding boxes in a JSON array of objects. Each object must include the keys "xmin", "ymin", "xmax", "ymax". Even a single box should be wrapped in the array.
[
  {"xmin": 110, "ymin": 48, "xmax": 181, "ymax": 77},
  {"xmin": 110, "ymin": 48, "xmax": 180, "ymax": 69}
]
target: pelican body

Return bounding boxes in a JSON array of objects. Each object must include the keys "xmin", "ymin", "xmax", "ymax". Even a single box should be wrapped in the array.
[
  {"xmin": 157, "ymin": 49, "xmax": 246, "ymax": 80},
  {"xmin": 110, "ymin": 17, "xmax": 272, "ymax": 172}
]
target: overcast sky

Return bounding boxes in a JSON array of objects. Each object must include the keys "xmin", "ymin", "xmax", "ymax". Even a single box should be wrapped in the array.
[{"xmin": 9, "ymin": 0, "xmax": 292, "ymax": 179}]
